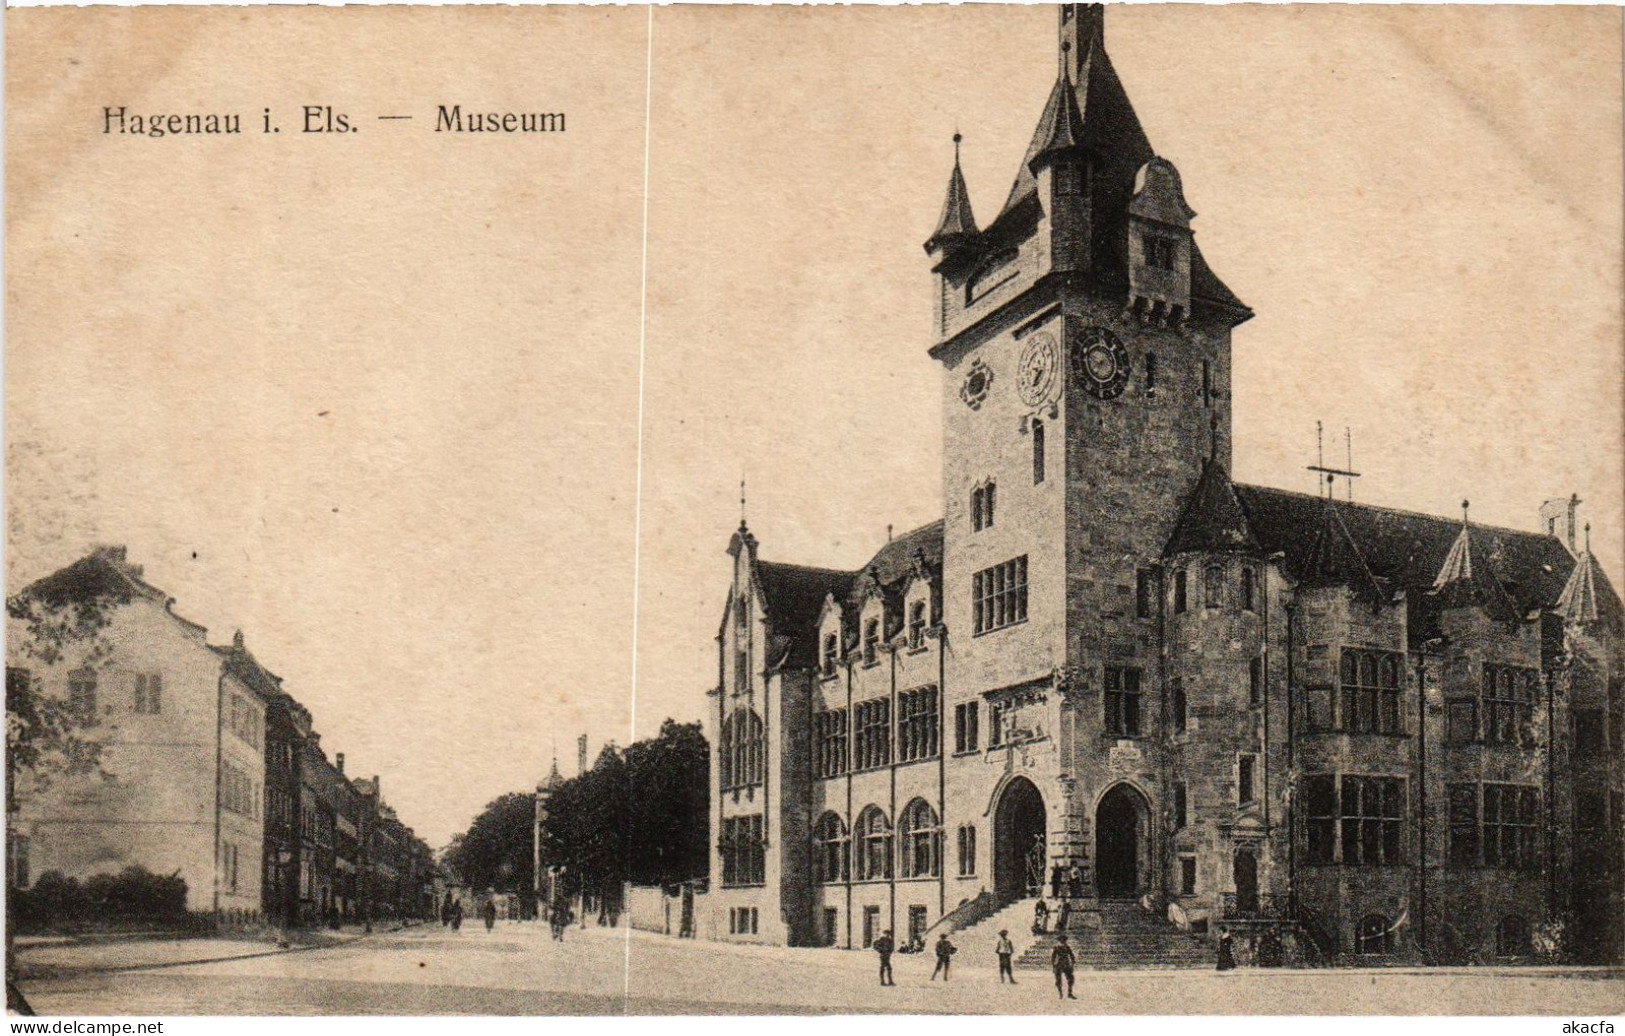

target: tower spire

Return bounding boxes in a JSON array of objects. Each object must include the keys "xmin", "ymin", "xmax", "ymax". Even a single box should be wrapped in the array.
[{"xmin": 924, "ymin": 133, "xmax": 979, "ymax": 256}]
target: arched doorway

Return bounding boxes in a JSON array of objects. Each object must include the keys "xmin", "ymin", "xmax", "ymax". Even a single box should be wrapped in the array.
[
  {"xmin": 993, "ymin": 776, "xmax": 1046, "ymax": 903},
  {"xmin": 1095, "ymin": 784, "xmax": 1151, "ymax": 899}
]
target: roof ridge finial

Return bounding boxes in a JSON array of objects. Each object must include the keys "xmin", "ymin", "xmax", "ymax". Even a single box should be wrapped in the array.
[
  {"xmin": 1585, "ymin": 522, "xmax": 1591, "ymax": 553},
  {"xmin": 1461, "ymin": 499, "xmax": 1471, "ymax": 526},
  {"xmin": 740, "ymin": 477, "xmax": 748, "ymax": 531},
  {"xmin": 1060, "ymin": 37, "xmax": 1072, "ymax": 80}
]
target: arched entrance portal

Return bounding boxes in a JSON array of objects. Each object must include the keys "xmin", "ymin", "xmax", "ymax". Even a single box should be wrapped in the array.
[
  {"xmin": 1096, "ymin": 784, "xmax": 1151, "ymax": 899},
  {"xmin": 993, "ymin": 776, "xmax": 1046, "ymax": 903}
]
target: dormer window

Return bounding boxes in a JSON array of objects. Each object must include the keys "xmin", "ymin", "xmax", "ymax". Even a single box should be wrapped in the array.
[
  {"xmin": 822, "ymin": 632, "xmax": 839, "ymax": 676},
  {"xmin": 908, "ymin": 601, "xmax": 928, "ymax": 650},
  {"xmin": 863, "ymin": 618, "xmax": 880, "ymax": 666},
  {"xmin": 971, "ymin": 481, "xmax": 996, "ymax": 532}
]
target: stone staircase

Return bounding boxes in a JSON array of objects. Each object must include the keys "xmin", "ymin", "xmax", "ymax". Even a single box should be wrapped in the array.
[
  {"xmin": 1018, "ymin": 899, "xmax": 1212, "ymax": 970},
  {"xmin": 948, "ymin": 896, "xmax": 1046, "ymax": 963}
]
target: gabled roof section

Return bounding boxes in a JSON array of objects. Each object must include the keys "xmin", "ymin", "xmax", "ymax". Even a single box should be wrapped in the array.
[
  {"xmin": 1164, "ymin": 460, "xmax": 1259, "ymax": 557},
  {"xmin": 17, "ymin": 546, "xmax": 164, "ymax": 608},
  {"xmin": 15, "ymin": 546, "xmax": 208, "ymax": 636}
]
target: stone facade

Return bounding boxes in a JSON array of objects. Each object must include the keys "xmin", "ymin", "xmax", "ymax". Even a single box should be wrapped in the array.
[
  {"xmin": 703, "ymin": 3, "xmax": 1623, "ymax": 965},
  {"xmin": 8, "ymin": 546, "xmax": 440, "ymax": 928}
]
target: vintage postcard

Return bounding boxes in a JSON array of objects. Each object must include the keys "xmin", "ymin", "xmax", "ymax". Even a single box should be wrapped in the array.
[{"xmin": 5, "ymin": 1, "xmax": 1623, "ymax": 1020}]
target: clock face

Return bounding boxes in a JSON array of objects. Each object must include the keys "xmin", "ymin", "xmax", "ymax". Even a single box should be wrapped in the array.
[
  {"xmin": 1071, "ymin": 326, "xmax": 1130, "ymax": 400},
  {"xmin": 1017, "ymin": 332, "xmax": 1060, "ymax": 407}
]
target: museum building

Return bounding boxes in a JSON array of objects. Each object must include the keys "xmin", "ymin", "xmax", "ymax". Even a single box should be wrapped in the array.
[{"xmin": 703, "ymin": 4, "xmax": 1623, "ymax": 964}]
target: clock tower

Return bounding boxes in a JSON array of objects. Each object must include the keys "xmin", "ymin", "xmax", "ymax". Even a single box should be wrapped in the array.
[{"xmin": 926, "ymin": 2, "xmax": 1251, "ymax": 895}]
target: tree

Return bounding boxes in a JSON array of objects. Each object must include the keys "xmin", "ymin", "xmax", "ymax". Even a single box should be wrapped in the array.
[
  {"xmin": 5, "ymin": 551, "xmax": 127, "ymax": 1014},
  {"xmin": 443, "ymin": 792, "xmax": 534, "ymax": 894},
  {"xmin": 624, "ymin": 719, "xmax": 709, "ymax": 886},
  {"xmin": 534, "ymin": 719, "xmax": 709, "ymax": 905}
]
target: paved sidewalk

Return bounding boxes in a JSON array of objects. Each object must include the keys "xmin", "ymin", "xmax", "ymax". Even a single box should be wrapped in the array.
[{"xmin": 13, "ymin": 922, "xmax": 421, "ymax": 980}]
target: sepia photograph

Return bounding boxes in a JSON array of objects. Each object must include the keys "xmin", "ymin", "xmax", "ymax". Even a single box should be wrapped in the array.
[{"xmin": 4, "ymin": 0, "xmax": 1622, "ymax": 1019}]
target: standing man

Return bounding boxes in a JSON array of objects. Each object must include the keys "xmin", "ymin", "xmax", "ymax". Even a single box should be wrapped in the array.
[
  {"xmin": 873, "ymin": 929, "xmax": 896, "ymax": 986},
  {"xmin": 931, "ymin": 932, "xmax": 958, "ymax": 981},
  {"xmin": 995, "ymin": 929, "xmax": 1017, "ymax": 984},
  {"xmin": 1068, "ymin": 863, "xmax": 1084, "ymax": 900},
  {"xmin": 1052, "ymin": 934, "xmax": 1076, "ymax": 999}
]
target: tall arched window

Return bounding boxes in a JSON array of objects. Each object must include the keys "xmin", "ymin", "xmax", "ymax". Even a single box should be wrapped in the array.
[
  {"xmin": 724, "ymin": 709, "xmax": 765, "ymax": 789},
  {"xmin": 718, "ymin": 713, "xmax": 735, "ymax": 789},
  {"xmin": 899, "ymin": 798, "xmax": 941, "ymax": 878},
  {"xmin": 1355, "ymin": 914, "xmax": 1392, "ymax": 955},
  {"xmin": 1205, "ymin": 564, "xmax": 1225, "ymax": 608},
  {"xmin": 856, "ymin": 805, "xmax": 893, "ymax": 881},
  {"xmin": 1032, "ymin": 419, "xmax": 1046, "ymax": 485},
  {"xmin": 813, "ymin": 812, "xmax": 849, "ymax": 883}
]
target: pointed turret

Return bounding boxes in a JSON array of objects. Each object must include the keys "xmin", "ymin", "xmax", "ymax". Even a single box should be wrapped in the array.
[
  {"xmin": 1556, "ymin": 525, "xmax": 1601, "ymax": 626},
  {"xmin": 1164, "ymin": 459, "xmax": 1258, "ymax": 557},
  {"xmin": 1298, "ymin": 500, "xmax": 1386, "ymax": 606},
  {"xmin": 924, "ymin": 134, "xmax": 979, "ymax": 258},
  {"xmin": 1430, "ymin": 502, "xmax": 1520, "ymax": 622},
  {"xmin": 1000, "ymin": 3, "xmax": 1152, "ymax": 220},
  {"xmin": 1027, "ymin": 70, "xmax": 1088, "ymax": 174}
]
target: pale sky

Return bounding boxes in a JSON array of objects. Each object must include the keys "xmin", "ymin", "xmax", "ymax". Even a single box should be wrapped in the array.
[{"xmin": 8, "ymin": 5, "xmax": 1621, "ymax": 848}]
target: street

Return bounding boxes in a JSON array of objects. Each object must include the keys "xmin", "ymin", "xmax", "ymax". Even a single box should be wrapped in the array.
[{"xmin": 17, "ymin": 921, "xmax": 1624, "ymax": 1015}]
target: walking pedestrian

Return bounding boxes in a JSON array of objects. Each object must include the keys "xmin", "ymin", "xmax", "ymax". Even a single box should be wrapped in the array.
[
  {"xmin": 450, "ymin": 900, "xmax": 463, "ymax": 931},
  {"xmin": 1056, "ymin": 899, "xmax": 1072, "ymax": 933},
  {"xmin": 1216, "ymin": 926, "xmax": 1236, "ymax": 972},
  {"xmin": 1050, "ymin": 865, "xmax": 1064, "ymax": 900},
  {"xmin": 996, "ymin": 929, "xmax": 1017, "ymax": 984},
  {"xmin": 931, "ymin": 933, "xmax": 957, "ymax": 981},
  {"xmin": 1032, "ymin": 899, "xmax": 1049, "ymax": 934},
  {"xmin": 873, "ymin": 929, "xmax": 896, "ymax": 986},
  {"xmin": 482, "ymin": 898, "xmax": 497, "ymax": 932},
  {"xmin": 1051, "ymin": 934, "xmax": 1076, "ymax": 999}
]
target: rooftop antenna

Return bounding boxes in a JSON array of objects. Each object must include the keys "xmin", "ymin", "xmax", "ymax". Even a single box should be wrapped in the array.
[{"xmin": 1308, "ymin": 419, "xmax": 1361, "ymax": 501}]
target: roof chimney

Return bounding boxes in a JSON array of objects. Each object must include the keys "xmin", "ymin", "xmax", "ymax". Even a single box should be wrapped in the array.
[{"xmin": 335, "ymin": 752, "xmax": 344, "ymax": 774}]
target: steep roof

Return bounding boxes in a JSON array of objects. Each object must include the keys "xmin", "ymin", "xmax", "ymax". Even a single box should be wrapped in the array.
[
  {"xmin": 1429, "ymin": 521, "xmax": 1521, "ymax": 622},
  {"xmin": 998, "ymin": 24, "xmax": 1151, "ymax": 221},
  {"xmin": 1298, "ymin": 501, "xmax": 1385, "ymax": 605},
  {"xmin": 17, "ymin": 546, "xmax": 165, "ymax": 608},
  {"xmin": 1164, "ymin": 460, "xmax": 1259, "ymax": 556},
  {"xmin": 1234, "ymin": 485, "xmax": 1582, "ymax": 616},
  {"xmin": 1556, "ymin": 546, "xmax": 1604, "ymax": 626},
  {"xmin": 925, "ymin": 145, "xmax": 978, "ymax": 256},
  {"xmin": 751, "ymin": 520, "xmax": 944, "ymax": 671}
]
